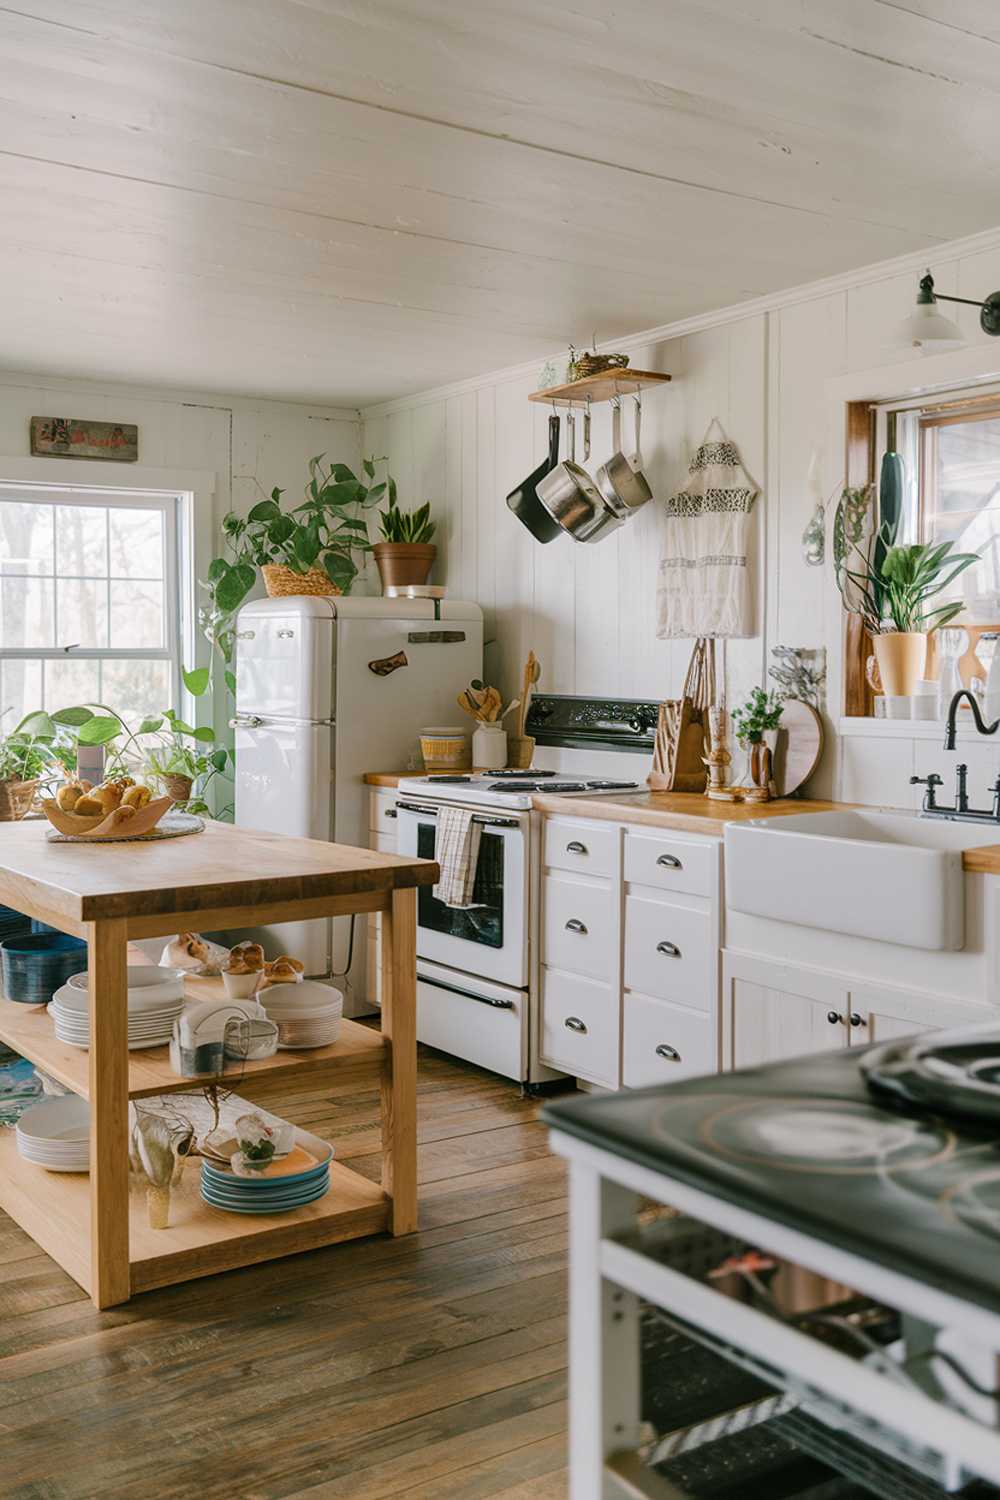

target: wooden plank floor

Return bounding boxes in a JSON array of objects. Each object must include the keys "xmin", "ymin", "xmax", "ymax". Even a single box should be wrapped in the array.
[{"xmin": 0, "ymin": 1044, "xmax": 570, "ymax": 1499}]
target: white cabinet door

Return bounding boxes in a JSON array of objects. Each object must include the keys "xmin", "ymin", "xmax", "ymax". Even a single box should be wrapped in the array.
[
  {"xmin": 730, "ymin": 976, "xmax": 848, "ymax": 1069},
  {"xmin": 543, "ymin": 872, "xmax": 617, "ymax": 983},
  {"xmin": 623, "ymin": 992, "xmax": 717, "ymax": 1088}
]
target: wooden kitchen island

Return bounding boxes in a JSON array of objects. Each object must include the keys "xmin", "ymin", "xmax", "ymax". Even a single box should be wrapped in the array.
[{"xmin": 0, "ymin": 821, "xmax": 437, "ymax": 1308}]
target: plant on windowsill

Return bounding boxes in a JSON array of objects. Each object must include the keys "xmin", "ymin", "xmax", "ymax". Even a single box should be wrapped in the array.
[
  {"xmin": 0, "ymin": 713, "xmax": 77, "ymax": 821},
  {"xmin": 198, "ymin": 455, "xmax": 391, "ymax": 690},
  {"xmin": 731, "ymin": 688, "xmax": 784, "ymax": 799},
  {"xmin": 840, "ymin": 523, "xmax": 979, "ymax": 697},
  {"xmin": 371, "ymin": 486, "xmax": 437, "ymax": 591}
]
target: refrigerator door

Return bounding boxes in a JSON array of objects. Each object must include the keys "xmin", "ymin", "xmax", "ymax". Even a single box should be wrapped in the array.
[
  {"xmin": 234, "ymin": 596, "xmax": 336, "ymax": 721},
  {"xmin": 234, "ymin": 718, "xmax": 335, "ymax": 976}
]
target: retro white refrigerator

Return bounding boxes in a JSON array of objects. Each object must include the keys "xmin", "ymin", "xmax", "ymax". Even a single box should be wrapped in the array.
[{"xmin": 233, "ymin": 595, "xmax": 483, "ymax": 1015}]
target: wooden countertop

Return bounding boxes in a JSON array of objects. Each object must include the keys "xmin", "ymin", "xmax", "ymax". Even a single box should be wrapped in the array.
[
  {"xmin": 531, "ymin": 790, "xmax": 844, "ymax": 836},
  {"xmin": 0, "ymin": 820, "xmax": 438, "ymax": 924}
]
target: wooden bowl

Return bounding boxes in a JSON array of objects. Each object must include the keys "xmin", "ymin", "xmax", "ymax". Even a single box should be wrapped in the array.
[{"xmin": 40, "ymin": 794, "xmax": 175, "ymax": 839}]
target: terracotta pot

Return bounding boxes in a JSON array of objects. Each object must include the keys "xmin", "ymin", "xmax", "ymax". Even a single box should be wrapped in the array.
[
  {"xmin": 373, "ymin": 543, "xmax": 436, "ymax": 590},
  {"xmin": 873, "ymin": 632, "xmax": 926, "ymax": 697},
  {"xmin": 261, "ymin": 564, "xmax": 340, "ymax": 598}
]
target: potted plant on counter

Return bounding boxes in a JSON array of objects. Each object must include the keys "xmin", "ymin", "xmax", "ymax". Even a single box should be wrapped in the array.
[
  {"xmin": 371, "ymin": 481, "xmax": 437, "ymax": 590},
  {"xmin": 842, "ymin": 526, "xmax": 978, "ymax": 696},
  {"xmin": 731, "ymin": 688, "xmax": 784, "ymax": 799}
]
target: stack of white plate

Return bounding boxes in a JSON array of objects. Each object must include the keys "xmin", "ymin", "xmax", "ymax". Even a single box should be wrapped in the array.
[
  {"xmin": 49, "ymin": 965, "xmax": 186, "ymax": 1050},
  {"xmin": 260, "ymin": 981, "xmax": 343, "ymax": 1050},
  {"xmin": 16, "ymin": 1094, "xmax": 90, "ymax": 1171}
]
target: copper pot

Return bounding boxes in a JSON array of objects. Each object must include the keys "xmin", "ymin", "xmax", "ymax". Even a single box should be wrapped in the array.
[{"xmin": 373, "ymin": 542, "xmax": 436, "ymax": 590}]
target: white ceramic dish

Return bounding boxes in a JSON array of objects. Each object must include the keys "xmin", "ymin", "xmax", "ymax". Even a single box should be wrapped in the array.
[
  {"xmin": 222, "ymin": 969, "xmax": 264, "ymax": 999},
  {"xmin": 16, "ymin": 1093, "xmax": 89, "ymax": 1141},
  {"xmin": 61, "ymin": 967, "xmax": 186, "ymax": 1011},
  {"xmin": 261, "ymin": 981, "xmax": 344, "ymax": 1013}
]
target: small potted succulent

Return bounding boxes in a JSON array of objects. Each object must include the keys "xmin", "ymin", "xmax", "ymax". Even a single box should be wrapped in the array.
[{"xmin": 371, "ymin": 478, "xmax": 437, "ymax": 590}]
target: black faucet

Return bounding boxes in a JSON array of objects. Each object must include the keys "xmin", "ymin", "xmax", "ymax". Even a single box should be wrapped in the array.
[
  {"xmin": 944, "ymin": 689, "xmax": 1000, "ymax": 750},
  {"xmin": 911, "ymin": 762, "xmax": 1000, "ymax": 822}
]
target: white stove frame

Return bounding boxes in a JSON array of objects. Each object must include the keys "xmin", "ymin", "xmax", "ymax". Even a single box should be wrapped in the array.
[{"xmin": 550, "ymin": 1127, "xmax": 1000, "ymax": 1499}]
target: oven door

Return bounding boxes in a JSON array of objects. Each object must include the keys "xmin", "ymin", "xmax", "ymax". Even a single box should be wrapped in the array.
[{"xmin": 396, "ymin": 800, "xmax": 528, "ymax": 989}]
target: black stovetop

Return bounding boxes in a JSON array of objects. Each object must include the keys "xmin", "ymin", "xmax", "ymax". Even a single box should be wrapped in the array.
[{"xmin": 542, "ymin": 1047, "xmax": 1000, "ymax": 1318}]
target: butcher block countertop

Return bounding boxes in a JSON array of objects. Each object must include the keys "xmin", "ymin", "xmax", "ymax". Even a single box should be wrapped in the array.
[
  {"xmin": 364, "ymin": 772, "xmax": 1000, "ymax": 871},
  {"xmin": 0, "ymin": 818, "xmax": 438, "ymax": 926}
]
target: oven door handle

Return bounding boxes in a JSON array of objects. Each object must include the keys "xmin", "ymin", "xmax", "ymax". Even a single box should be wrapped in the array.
[
  {"xmin": 418, "ymin": 973, "xmax": 516, "ymax": 1009},
  {"xmin": 397, "ymin": 801, "xmax": 520, "ymax": 829}
]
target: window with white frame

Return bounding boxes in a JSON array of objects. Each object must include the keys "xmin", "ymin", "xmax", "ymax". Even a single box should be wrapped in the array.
[{"xmin": 0, "ymin": 485, "xmax": 184, "ymax": 730}]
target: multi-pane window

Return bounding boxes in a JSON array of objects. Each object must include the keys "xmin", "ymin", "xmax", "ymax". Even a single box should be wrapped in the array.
[
  {"xmin": 893, "ymin": 399, "xmax": 1000, "ymax": 612},
  {"xmin": 0, "ymin": 486, "xmax": 182, "ymax": 730}
]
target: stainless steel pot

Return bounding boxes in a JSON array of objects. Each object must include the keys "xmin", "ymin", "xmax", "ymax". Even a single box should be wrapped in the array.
[
  {"xmin": 537, "ymin": 411, "xmax": 622, "ymax": 543},
  {"xmin": 596, "ymin": 395, "xmax": 653, "ymax": 516}
]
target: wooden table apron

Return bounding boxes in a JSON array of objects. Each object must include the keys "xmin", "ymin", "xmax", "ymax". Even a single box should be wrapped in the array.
[{"xmin": 0, "ymin": 823, "xmax": 431, "ymax": 1309}]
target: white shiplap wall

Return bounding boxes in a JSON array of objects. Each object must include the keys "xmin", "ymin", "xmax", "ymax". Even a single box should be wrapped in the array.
[{"xmin": 362, "ymin": 228, "xmax": 1000, "ymax": 804}]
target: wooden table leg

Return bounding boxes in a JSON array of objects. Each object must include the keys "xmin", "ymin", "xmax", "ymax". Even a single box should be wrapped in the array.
[
  {"xmin": 379, "ymin": 887, "xmax": 417, "ymax": 1235},
  {"xmin": 87, "ymin": 917, "xmax": 130, "ymax": 1307}
]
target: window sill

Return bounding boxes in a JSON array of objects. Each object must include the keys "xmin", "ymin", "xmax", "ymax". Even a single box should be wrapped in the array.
[{"xmin": 839, "ymin": 716, "xmax": 956, "ymax": 740}]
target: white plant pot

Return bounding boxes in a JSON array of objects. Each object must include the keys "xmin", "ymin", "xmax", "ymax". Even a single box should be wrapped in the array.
[{"xmin": 472, "ymin": 724, "xmax": 507, "ymax": 770}]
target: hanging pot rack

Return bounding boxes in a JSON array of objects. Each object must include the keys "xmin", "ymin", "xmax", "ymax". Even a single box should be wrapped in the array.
[{"xmin": 528, "ymin": 368, "xmax": 671, "ymax": 408}]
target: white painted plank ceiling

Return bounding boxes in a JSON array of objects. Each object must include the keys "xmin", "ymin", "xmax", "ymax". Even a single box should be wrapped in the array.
[{"xmin": 1, "ymin": 0, "xmax": 999, "ymax": 403}]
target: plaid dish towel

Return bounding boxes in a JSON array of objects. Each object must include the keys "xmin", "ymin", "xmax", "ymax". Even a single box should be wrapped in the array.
[{"xmin": 433, "ymin": 806, "xmax": 483, "ymax": 908}]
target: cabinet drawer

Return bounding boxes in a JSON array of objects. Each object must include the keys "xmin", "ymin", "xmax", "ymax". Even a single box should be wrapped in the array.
[
  {"xmin": 542, "ymin": 873, "xmax": 616, "ymax": 981},
  {"xmin": 544, "ymin": 817, "xmax": 618, "ymax": 879},
  {"xmin": 624, "ymin": 829, "xmax": 715, "ymax": 899},
  {"xmin": 369, "ymin": 789, "xmax": 398, "ymax": 834},
  {"xmin": 624, "ymin": 893, "xmax": 714, "ymax": 1012},
  {"xmin": 540, "ymin": 967, "xmax": 619, "ymax": 1087},
  {"xmin": 623, "ymin": 992, "xmax": 716, "ymax": 1088}
]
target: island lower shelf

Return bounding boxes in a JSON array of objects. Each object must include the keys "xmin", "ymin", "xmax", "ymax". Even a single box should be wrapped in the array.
[{"xmin": 0, "ymin": 1130, "xmax": 388, "ymax": 1295}]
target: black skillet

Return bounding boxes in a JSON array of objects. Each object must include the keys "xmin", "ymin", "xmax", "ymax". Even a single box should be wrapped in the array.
[{"xmin": 506, "ymin": 413, "xmax": 562, "ymax": 543}]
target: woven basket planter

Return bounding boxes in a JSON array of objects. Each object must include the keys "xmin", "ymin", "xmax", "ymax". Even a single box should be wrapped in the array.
[
  {"xmin": 261, "ymin": 564, "xmax": 340, "ymax": 599},
  {"xmin": 159, "ymin": 772, "xmax": 194, "ymax": 803},
  {"xmin": 0, "ymin": 778, "xmax": 38, "ymax": 821}
]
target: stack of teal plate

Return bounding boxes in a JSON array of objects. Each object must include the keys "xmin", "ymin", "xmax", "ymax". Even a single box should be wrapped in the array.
[{"xmin": 200, "ymin": 1143, "xmax": 332, "ymax": 1214}]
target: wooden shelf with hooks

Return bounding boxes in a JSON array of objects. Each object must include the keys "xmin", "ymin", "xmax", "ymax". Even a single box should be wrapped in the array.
[{"xmin": 528, "ymin": 369, "xmax": 671, "ymax": 406}]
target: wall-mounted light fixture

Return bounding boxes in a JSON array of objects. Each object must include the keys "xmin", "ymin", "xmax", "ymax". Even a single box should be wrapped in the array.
[{"xmin": 899, "ymin": 269, "xmax": 1000, "ymax": 351}]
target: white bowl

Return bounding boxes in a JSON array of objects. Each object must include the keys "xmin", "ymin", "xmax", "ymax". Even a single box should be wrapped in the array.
[
  {"xmin": 222, "ymin": 969, "xmax": 263, "ymax": 999},
  {"xmin": 261, "ymin": 981, "xmax": 344, "ymax": 1014},
  {"xmin": 16, "ymin": 1093, "xmax": 89, "ymax": 1143},
  {"xmin": 63, "ymin": 966, "xmax": 186, "ymax": 1011}
]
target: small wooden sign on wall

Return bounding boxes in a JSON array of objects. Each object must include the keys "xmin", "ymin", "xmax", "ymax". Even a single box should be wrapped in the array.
[{"xmin": 30, "ymin": 416, "xmax": 138, "ymax": 461}]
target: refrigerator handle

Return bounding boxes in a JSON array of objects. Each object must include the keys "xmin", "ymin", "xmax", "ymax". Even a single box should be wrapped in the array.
[{"xmin": 230, "ymin": 714, "xmax": 264, "ymax": 728}]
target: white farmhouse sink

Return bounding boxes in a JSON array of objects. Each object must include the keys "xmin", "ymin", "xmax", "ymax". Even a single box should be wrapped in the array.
[{"xmin": 725, "ymin": 810, "xmax": 1000, "ymax": 951}]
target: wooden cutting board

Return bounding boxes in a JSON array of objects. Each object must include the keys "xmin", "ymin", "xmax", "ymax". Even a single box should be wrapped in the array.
[{"xmin": 773, "ymin": 699, "xmax": 824, "ymax": 796}]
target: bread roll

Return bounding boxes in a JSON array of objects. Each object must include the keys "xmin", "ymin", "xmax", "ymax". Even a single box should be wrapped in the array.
[
  {"xmin": 73, "ymin": 795, "xmax": 105, "ymax": 816},
  {"xmin": 91, "ymin": 783, "xmax": 123, "ymax": 813},
  {"xmin": 122, "ymin": 784, "xmax": 152, "ymax": 810},
  {"xmin": 56, "ymin": 782, "xmax": 84, "ymax": 811}
]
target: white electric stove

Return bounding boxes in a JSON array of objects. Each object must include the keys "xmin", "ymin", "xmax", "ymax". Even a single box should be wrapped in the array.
[
  {"xmin": 392, "ymin": 695, "xmax": 660, "ymax": 1087},
  {"xmin": 402, "ymin": 767, "xmax": 647, "ymax": 811}
]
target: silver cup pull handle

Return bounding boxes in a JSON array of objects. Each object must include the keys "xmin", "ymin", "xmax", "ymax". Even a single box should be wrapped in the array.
[
  {"xmin": 564, "ymin": 1016, "xmax": 587, "ymax": 1034},
  {"xmin": 657, "ymin": 941, "xmax": 681, "ymax": 958},
  {"xmin": 566, "ymin": 840, "xmax": 588, "ymax": 854},
  {"xmin": 656, "ymin": 853, "xmax": 682, "ymax": 869},
  {"xmin": 655, "ymin": 1043, "xmax": 681, "ymax": 1062},
  {"xmin": 565, "ymin": 918, "xmax": 588, "ymax": 934}
]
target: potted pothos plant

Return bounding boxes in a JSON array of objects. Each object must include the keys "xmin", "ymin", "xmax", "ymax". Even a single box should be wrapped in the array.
[
  {"xmin": 371, "ymin": 485, "xmax": 437, "ymax": 590},
  {"xmin": 841, "ymin": 523, "xmax": 978, "ymax": 696},
  {"xmin": 0, "ymin": 713, "xmax": 77, "ymax": 820},
  {"xmin": 199, "ymin": 455, "xmax": 390, "ymax": 680}
]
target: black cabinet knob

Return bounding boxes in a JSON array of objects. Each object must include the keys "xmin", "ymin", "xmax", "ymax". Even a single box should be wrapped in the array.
[{"xmin": 827, "ymin": 1010, "xmax": 841, "ymax": 1025}]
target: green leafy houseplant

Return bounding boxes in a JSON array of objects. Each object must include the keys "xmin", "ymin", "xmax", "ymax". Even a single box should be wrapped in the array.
[
  {"xmin": 0, "ymin": 711, "xmax": 86, "ymax": 818},
  {"xmin": 200, "ymin": 455, "xmax": 391, "ymax": 679},
  {"xmin": 842, "ymin": 523, "xmax": 979, "ymax": 636},
  {"xmin": 731, "ymin": 688, "xmax": 784, "ymax": 747},
  {"xmin": 377, "ymin": 496, "xmax": 436, "ymax": 544}
]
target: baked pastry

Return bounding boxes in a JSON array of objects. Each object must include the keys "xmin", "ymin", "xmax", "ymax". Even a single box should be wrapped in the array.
[
  {"xmin": 165, "ymin": 932, "xmax": 211, "ymax": 968},
  {"xmin": 90, "ymin": 783, "xmax": 123, "ymax": 813},
  {"xmin": 122, "ymin": 784, "xmax": 152, "ymax": 810},
  {"xmin": 263, "ymin": 955, "xmax": 305, "ymax": 985},
  {"xmin": 73, "ymin": 794, "xmax": 106, "ymax": 817},
  {"xmin": 56, "ymin": 781, "xmax": 87, "ymax": 811},
  {"xmin": 227, "ymin": 941, "xmax": 266, "ymax": 975},
  {"xmin": 106, "ymin": 805, "xmax": 137, "ymax": 827}
]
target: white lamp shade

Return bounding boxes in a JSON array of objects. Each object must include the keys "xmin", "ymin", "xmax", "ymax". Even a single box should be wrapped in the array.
[{"xmin": 897, "ymin": 301, "xmax": 964, "ymax": 350}]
